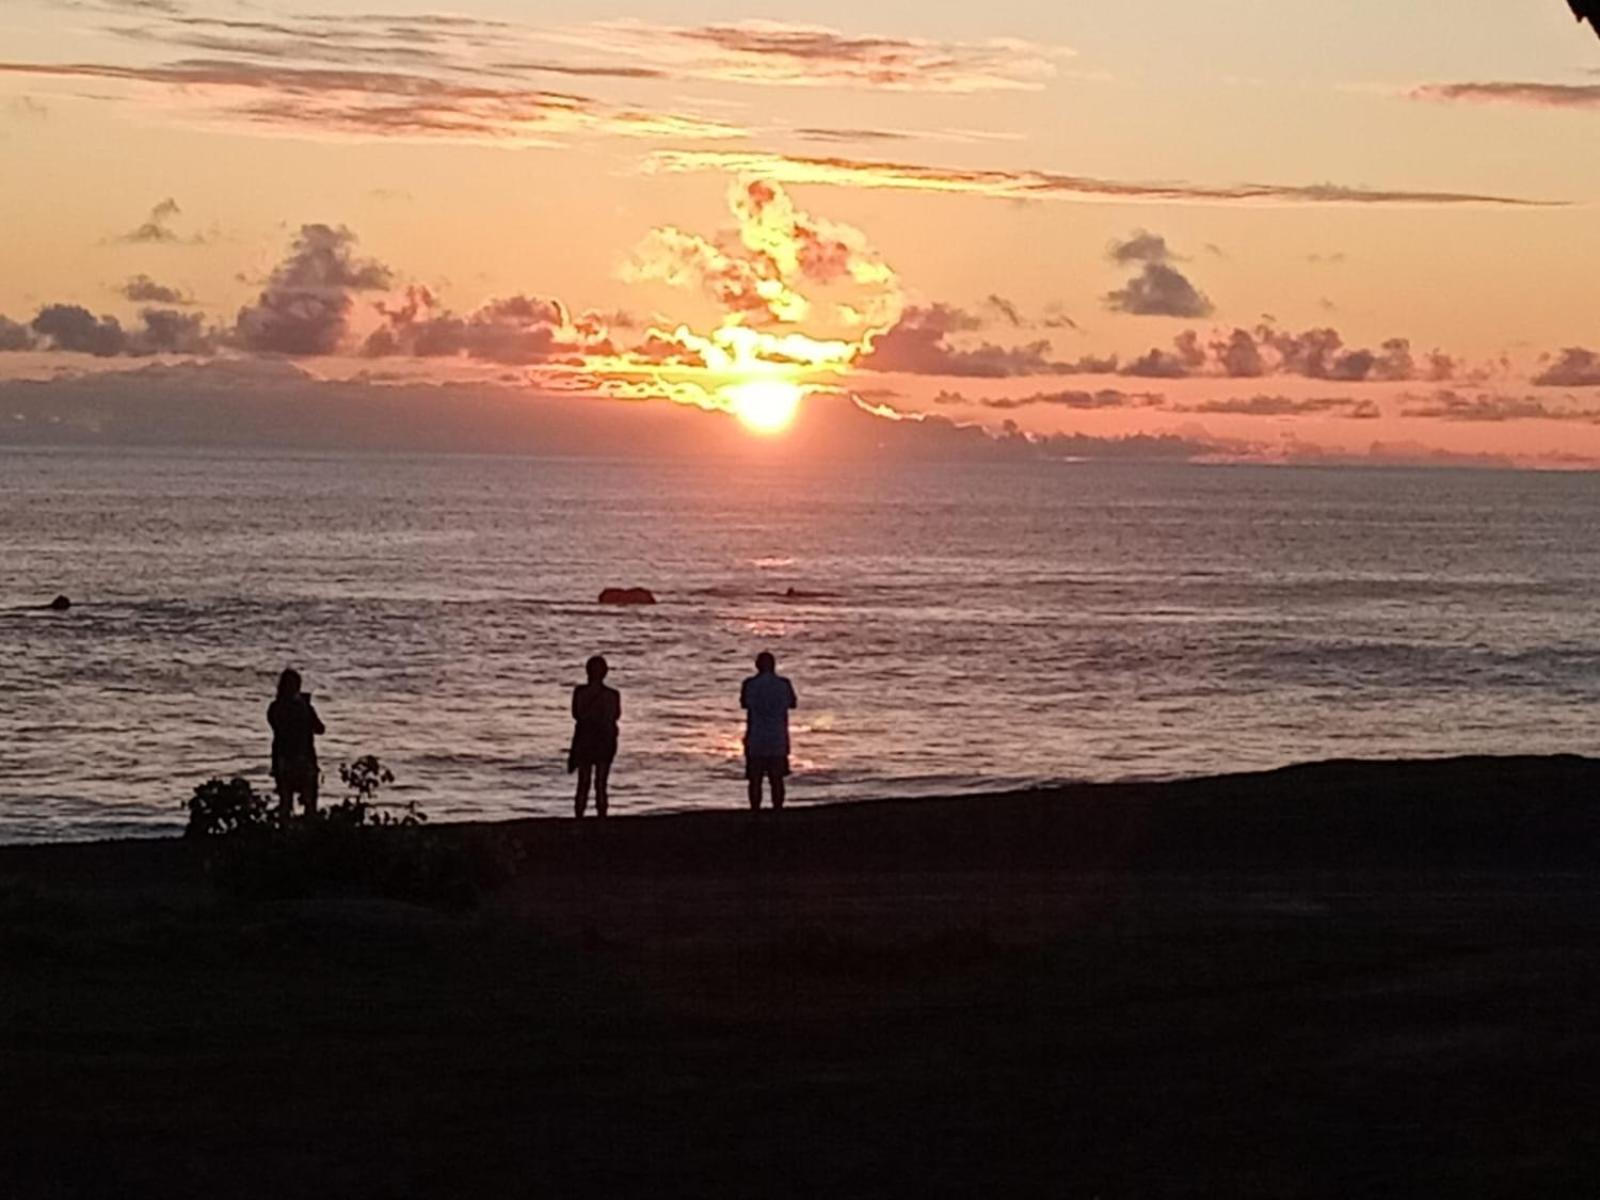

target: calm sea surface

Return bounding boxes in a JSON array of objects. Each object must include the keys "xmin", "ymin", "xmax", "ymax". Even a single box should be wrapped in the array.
[{"xmin": 4, "ymin": 447, "xmax": 1600, "ymax": 842}]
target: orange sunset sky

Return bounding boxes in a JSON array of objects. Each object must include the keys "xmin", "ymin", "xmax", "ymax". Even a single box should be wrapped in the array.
[{"xmin": 5, "ymin": 0, "xmax": 1600, "ymax": 465}]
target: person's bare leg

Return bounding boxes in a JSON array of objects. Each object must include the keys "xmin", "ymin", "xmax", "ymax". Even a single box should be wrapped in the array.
[
  {"xmin": 304, "ymin": 771, "xmax": 318, "ymax": 817},
  {"xmin": 771, "ymin": 774, "xmax": 785, "ymax": 811},
  {"xmin": 748, "ymin": 776, "xmax": 762, "ymax": 810},
  {"xmin": 595, "ymin": 762, "xmax": 611, "ymax": 818},
  {"xmin": 276, "ymin": 782, "xmax": 292, "ymax": 824},
  {"xmin": 575, "ymin": 764, "xmax": 592, "ymax": 818}
]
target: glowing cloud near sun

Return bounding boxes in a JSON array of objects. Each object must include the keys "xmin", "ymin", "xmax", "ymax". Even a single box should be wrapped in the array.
[{"xmin": 579, "ymin": 177, "xmax": 903, "ymax": 434}]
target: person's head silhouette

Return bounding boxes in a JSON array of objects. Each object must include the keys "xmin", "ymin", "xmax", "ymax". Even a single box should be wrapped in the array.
[
  {"xmin": 586, "ymin": 655, "xmax": 609, "ymax": 683},
  {"xmin": 755, "ymin": 651, "xmax": 776, "ymax": 674},
  {"xmin": 277, "ymin": 668, "xmax": 302, "ymax": 701}
]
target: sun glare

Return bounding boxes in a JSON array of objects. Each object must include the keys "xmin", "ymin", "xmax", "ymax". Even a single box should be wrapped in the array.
[{"xmin": 724, "ymin": 379, "xmax": 805, "ymax": 435}]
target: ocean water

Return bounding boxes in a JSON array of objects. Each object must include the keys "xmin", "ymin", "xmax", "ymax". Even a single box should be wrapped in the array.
[{"xmin": 4, "ymin": 446, "xmax": 1600, "ymax": 842}]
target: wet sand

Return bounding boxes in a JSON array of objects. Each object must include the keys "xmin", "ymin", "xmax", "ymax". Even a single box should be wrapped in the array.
[{"xmin": 5, "ymin": 756, "xmax": 1600, "ymax": 1197}]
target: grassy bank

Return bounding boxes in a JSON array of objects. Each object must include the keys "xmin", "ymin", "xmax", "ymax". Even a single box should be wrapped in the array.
[{"xmin": 5, "ymin": 757, "xmax": 1600, "ymax": 1197}]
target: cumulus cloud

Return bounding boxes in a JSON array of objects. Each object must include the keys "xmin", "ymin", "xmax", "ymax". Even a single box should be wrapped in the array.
[
  {"xmin": 1425, "ymin": 351, "xmax": 1460, "ymax": 382},
  {"xmin": 115, "ymin": 197, "xmax": 202, "ymax": 245},
  {"xmin": 859, "ymin": 304, "xmax": 1064, "ymax": 376},
  {"xmin": 1249, "ymin": 329, "xmax": 1416, "ymax": 383},
  {"xmin": 1108, "ymin": 230, "xmax": 1174, "ymax": 265},
  {"xmin": 617, "ymin": 329, "xmax": 712, "ymax": 367},
  {"xmin": 1533, "ymin": 348, "xmax": 1600, "ymax": 387},
  {"xmin": 1061, "ymin": 353, "xmax": 1121, "ymax": 373},
  {"xmin": 623, "ymin": 177, "xmax": 902, "ymax": 333},
  {"xmin": 18, "ymin": 303, "xmax": 213, "ymax": 356},
  {"xmin": 1212, "ymin": 328, "xmax": 1267, "ymax": 378},
  {"xmin": 1109, "ymin": 326, "xmax": 1443, "ymax": 384},
  {"xmin": 900, "ymin": 303, "xmax": 983, "ymax": 335},
  {"xmin": 625, "ymin": 226, "xmax": 807, "ymax": 322},
  {"xmin": 853, "ymin": 307, "xmax": 1458, "ymax": 385},
  {"xmin": 133, "ymin": 307, "xmax": 212, "ymax": 354},
  {"xmin": 648, "ymin": 150, "xmax": 1558, "ymax": 208},
  {"xmin": 363, "ymin": 287, "xmax": 615, "ymax": 364},
  {"xmin": 0, "ymin": 316, "xmax": 36, "ymax": 351},
  {"xmin": 31, "ymin": 305, "xmax": 138, "ymax": 357},
  {"xmin": 1106, "ymin": 264, "xmax": 1213, "ymax": 319},
  {"xmin": 1121, "ymin": 331, "xmax": 1208, "ymax": 377},
  {"xmin": 233, "ymin": 223, "xmax": 392, "ymax": 356},
  {"xmin": 1104, "ymin": 232, "xmax": 1213, "ymax": 318},
  {"xmin": 118, "ymin": 274, "xmax": 194, "ymax": 305}
]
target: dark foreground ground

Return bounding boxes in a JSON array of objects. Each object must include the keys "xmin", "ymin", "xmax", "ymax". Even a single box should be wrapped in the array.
[{"xmin": 7, "ymin": 756, "xmax": 1600, "ymax": 1197}]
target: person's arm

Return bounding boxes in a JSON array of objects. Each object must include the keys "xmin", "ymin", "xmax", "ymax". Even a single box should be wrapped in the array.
[
  {"xmin": 307, "ymin": 701, "xmax": 326, "ymax": 736},
  {"xmin": 610, "ymin": 689, "xmax": 621, "ymax": 723},
  {"xmin": 786, "ymin": 680, "xmax": 798, "ymax": 709},
  {"xmin": 740, "ymin": 678, "xmax": 749, "ymax": 710},
  {"xmin": 571, "ymin": 686, "xmax": 583, "ymax": 719}
]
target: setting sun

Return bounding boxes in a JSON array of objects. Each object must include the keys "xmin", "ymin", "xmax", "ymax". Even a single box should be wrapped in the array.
[{"xmin": 724, "ymin": 379, "xmax": 805, "ymax": 435}]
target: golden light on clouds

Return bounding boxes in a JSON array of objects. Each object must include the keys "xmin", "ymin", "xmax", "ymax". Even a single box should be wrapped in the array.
[{"xmin": 575, "ymin": 178, "xmax": 902, "ymax": 434}]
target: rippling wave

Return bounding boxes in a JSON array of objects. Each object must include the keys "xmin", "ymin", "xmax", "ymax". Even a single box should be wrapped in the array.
[{"xmin": 4, "ymin": 447, "xmax": 1600, "ymax": 842}]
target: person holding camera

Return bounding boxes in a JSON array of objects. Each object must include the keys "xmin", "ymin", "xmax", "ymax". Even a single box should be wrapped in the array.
[{"xmin": 268, "ymin": 667, "xmax": 326, "ymax": 820}]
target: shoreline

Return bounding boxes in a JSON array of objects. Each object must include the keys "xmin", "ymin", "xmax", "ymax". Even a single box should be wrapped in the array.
[
  {"xmin": 7, "ymin": 752, "xmax": 1600, "ymax": 866},
  {"xmin": 8, "ymin": 752, "xmax": 1600, "ymax": 1196}
]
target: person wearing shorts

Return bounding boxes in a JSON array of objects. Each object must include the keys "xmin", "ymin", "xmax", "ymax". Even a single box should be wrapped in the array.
[{"xmin": 740, "ymin": 651, "xmax": 797, "ymax": 811}]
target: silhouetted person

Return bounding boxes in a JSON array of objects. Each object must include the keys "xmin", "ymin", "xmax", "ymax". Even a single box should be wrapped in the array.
[
  {"xmin": 740, "ymin": 651, "xmax": 797, "ymax": 811},
  {"xmin": 569, "ymin": 655, "xmax": 620, "ymax": 818},
  {"xmin": 268, "ymin": 668, "xmax": 324, "ymax": 820},
  {"xmin": 1573, "ymin": 1, "xmax": 1600, "ymax": 36}
]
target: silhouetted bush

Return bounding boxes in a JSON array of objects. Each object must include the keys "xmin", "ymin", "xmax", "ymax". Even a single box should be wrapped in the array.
[
  {"xmin": 186, "ymin": 777, "xmax": 274, "ymax": 838},
  {"xmin": 326, "ymin": 755, "xmax": 424, "ymax": 828},
  {"xmin": 184, "ymin": 758, "xmax": 493, "ymax": 909}
]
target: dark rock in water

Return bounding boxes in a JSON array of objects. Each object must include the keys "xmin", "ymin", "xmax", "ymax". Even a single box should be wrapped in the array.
[
  {"xmin": 598, "ymin": 587, "xmax": 657, "ymax": 606},
  {"xmin": 47, "ymin": 595, "xmax": 71, "ymax": 612}
]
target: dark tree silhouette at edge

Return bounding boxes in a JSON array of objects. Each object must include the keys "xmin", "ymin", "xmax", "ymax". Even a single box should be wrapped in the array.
[{"xmin": 1571, "ymin": 1, "xmax": 1600, "ymax": 38}]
